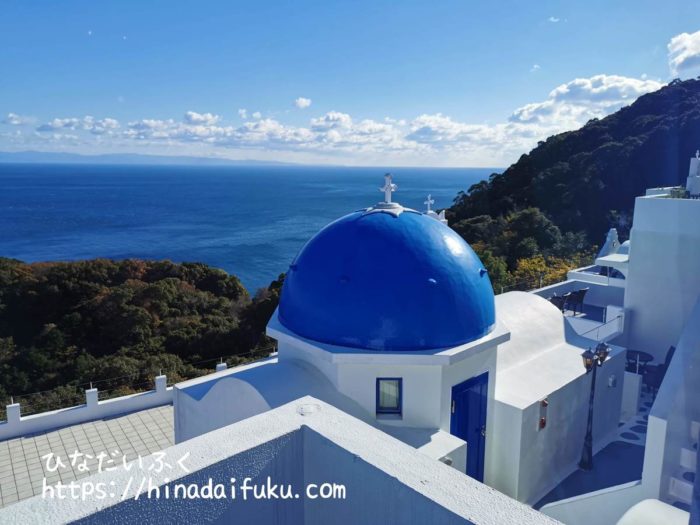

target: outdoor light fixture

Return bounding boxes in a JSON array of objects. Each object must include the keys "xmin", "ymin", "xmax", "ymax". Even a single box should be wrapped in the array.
[
  {"xmin": 538, "ymin": 398, "xmax": 549, "ymax": 431},
  {"xmin": 579, "ymin": 342, "xmax": 611, "ymax": 471}
]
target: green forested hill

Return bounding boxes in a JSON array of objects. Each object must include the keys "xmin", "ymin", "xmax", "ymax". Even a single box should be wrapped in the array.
[
  {"xmin": 447, "ymin": 77, "xmax": 700, "ymax": 289},
  {"xmin": 0, "ymin": 258, "xmax": 282, "ymax": 413}
]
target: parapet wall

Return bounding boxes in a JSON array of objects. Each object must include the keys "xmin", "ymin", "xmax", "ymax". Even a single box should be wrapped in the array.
[{"xmin": 0, "ymin": 375, "xmax": 173, "ymax": 441}]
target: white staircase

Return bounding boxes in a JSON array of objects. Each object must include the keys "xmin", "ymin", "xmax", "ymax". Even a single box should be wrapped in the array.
[{"xmin": 666, "ymin": 420, "xmax": 699, "ymax": 507}]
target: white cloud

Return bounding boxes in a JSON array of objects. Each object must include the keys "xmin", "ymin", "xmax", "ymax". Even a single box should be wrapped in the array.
[
  {"xmin": 183, "ymin": 111, "xmax": 220, "ymax": 125},
  {"xmin": 238, "ymin": 108, "xmax": 248, "ymax": 119},
  {"xmin": 3, "ymin": 112, "xmax": 35, "ymax": 125},
  {"xmin": 37, "ymin": 117, "xmax": 81, "ymax": 131},
  {"xmin": 37, "ymin": 116, "xmax": 120, "ymax": 135},
  {"xmin": 509, "ymin": 74, "xmax": 663, "ymax": 126},
  {"xmin": 84, "ymin": 116, "xmax": 120, "ymax": 135},
  {"xmin": 407, "ymin": 114, "xmax": 488, "ymax": 145},
  {"xmin": 310, "ymin": 111, "xmax": 352, "ymax": 130},
  {"xmin": 14, "ymin": 74, "xmax": 666, "ymax": 167},
  {"xmin": 530, "ymin": 64, "xmax": 541, "ymax": 73},
  {"xmin": 668, "ymin": 30, "xmax": 700, "ymax": 78},
  {"xmin": 125, "ymin": 117, "xmax": 231, "ymax": 142},
  {"xmin": 550, "ymin": 74, "xmax": 662, "ymax": 104},
  {"xmin": 295, "ymin": 97, "xmax": 312, "ymax": 109},
  {"xmin": 548, "ymin": 17, "xmax": 560, "ymax": 23}
]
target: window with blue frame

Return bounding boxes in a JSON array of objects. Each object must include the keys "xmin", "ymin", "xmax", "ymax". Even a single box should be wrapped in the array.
[{"xmin": 376, "ymin": 378, "xmax": 402, "ymax": 415}]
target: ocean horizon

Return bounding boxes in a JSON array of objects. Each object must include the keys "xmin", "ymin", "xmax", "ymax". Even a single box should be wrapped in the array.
[{"xmin": 0, "ymin": 163, "xmax": 495, "ymax": 292}]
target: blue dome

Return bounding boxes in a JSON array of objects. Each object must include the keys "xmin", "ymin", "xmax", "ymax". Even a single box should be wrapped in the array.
[{"xmin": 278, "ymin": 208, "xmax": 496, "ymax": 351}]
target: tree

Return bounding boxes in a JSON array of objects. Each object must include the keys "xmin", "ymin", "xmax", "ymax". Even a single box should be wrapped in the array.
[{"xmin": 0, "ymin": 258, "xmax": 275, "ymax": 409}]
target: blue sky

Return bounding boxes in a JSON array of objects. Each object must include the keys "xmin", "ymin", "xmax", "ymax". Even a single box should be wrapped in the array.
[{"xmin": 1, "ymin": 1, "xmax": 699, "ymax": 166}]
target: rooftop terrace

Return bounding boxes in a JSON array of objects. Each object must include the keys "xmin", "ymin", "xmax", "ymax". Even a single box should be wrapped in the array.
[
  {"xmin": 0, "ymin": 405, "xmax": 173, "ymax": 508},
  {"xmin": 0, "ymin": 398, "xmax": 556, "ymax": 525}
]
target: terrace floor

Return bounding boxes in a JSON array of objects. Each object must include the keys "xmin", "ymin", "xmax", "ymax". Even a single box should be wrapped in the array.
[
  {"xmin": 535, "ymin": 441, "xmax": 645, "ymax": 509},
  {"xmin": 0, "ymin": 404, "xmax": 174, "ymax": 508},
  {"xmin": 564, "ymin": 304, "xmax": 623, "ymax": 342}
]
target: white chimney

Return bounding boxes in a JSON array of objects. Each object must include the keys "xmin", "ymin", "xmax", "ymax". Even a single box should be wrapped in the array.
[{"xmin": 686, "ymin": 150, "xmax": 700, "ymax": 196}]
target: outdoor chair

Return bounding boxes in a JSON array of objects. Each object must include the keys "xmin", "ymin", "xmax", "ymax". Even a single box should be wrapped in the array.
[
  {"xmin": 560, "ymin": 292, "xmax": 572, "ymax": 312},
  {"xmin": 565, "ymin": 287, "xmax": 589, "ymax": 315},
  {"xmin": 578, "ymin": 287, "xmax": 589, "ymax": 306},
  {"xmin": 643, "ymin": 345, "xmax": 676, "ymax": 395},
  {"xmin": 549, "ymin": 294, "xmax": 566, "ymax": 311}
]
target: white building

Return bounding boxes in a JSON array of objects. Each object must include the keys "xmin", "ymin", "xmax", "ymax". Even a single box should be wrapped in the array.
[
  {"xmin": 173, "ymin": 174, "xmax": 628, "ymax": 509},
  {"xmin": 620, "ymin": 185, "xmax": 700, "ymax": 362}
]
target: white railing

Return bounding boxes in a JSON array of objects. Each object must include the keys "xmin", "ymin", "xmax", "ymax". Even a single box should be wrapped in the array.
[
  {"xmin": 567, "ymin": 266, "xmax": 626, "ymax": 288},
  {"xmin": 0, "ymin": 373, "xmax": 185, "ymax": 441},
  {"xmin": 576, "ymin": 311, "xmax": 625, "ymax": 342}
]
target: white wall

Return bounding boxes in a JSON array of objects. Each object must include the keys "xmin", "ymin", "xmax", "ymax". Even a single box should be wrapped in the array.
[
  {"xmin": 330, "ymin": 345, "xmax": 499, "ymax": 446},
  {"xmin": 0, "ymin": 377, "xmax": 172, "ymax": 441},
  {"xmin": 516, "ymin": 350, "xmax": 626, "ymax": 505},
  {"xmin": 174, "ymin": 376, "xmax": 271, "ymax": 443},
  {"xmin": 173, "ymin": 358, "xmax": 373, "ymax": 444},
  {"xmin": 279, "ymin": 339, "xmax": 339, "ymax": 387},
  {"xmin": 487, "ymin": 400, "xmax": 523, "ymax": 498},
  {"xmin": 643, "ymin": 295, "xmax": 700, "ymax": 503},
  {"xmin": 623, "ymin": 196, "xmax": 700, "ymax": 361},
  {"xmin": 490, "ymin": 351, "xmax": 625, "ymax": 505},
  {"xmin": 303, "ymin": 428, "xmax": 477, "ymax": 524},
  {"xmin": 620, "ymin": 372, "xmax": 642, "ymax": 422},
  {"xmin": 272, "ymin": 313, "xmax": 502, "ymax": 442},
  {"xmin": 541, "ymin": 481, "xmax": 648, "ymax": 525},
  {"xmin": 336, "ymin": 363, "xmax": 443, "ymax": 428},
  {"xmin": 490, "ymin": 292, "xmax": 626, "ymax": 505}
]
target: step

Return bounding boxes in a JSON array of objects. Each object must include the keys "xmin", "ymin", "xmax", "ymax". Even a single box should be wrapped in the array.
[
  {"xmin": 691, "ymin": 420, "xmax": 700, "ymax": 442},
  {"xmin": 680, "ymin": 443, "xmax": 698, "ymax": 472},
  {"xmin": 668, "ymin": 474, "xmax": 694, "ymax": 505}
]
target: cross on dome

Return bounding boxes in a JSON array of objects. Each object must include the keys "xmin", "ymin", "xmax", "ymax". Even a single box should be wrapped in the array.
[
  {"xmin": 380, "ymin": 173, "xmax": 398, "ymax": 204},
  {"xmin": 364, "ymin": 173, "xmax": 415, "ymax": 217},
  {"xmin": 424, "ymin": 194, "xmax": 435, "ymax": 212}
]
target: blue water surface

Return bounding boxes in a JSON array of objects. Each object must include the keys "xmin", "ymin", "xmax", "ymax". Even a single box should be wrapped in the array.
[{"xmin": 0, "ymin": 163, "xmax": 493, "ymax": 292}]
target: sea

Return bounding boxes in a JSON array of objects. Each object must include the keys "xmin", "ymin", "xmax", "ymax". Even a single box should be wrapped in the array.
[{"xmin": 0, "ymin": 163, "xmax": 494, "ymax": 293}]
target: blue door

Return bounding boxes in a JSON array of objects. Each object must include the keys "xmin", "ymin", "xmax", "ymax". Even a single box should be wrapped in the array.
[{"xmin": 450, "ymin": 372, "xmax": 489, "ymax": 481}]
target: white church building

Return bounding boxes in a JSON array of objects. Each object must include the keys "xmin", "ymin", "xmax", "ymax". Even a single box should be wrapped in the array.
[
  {"xmin": 173, "ymin": 173, "xmax": 628, "ymax": 509},
  {"xmin": 3, "ymin": 159, "xmax": 700, "ymax": 524}
]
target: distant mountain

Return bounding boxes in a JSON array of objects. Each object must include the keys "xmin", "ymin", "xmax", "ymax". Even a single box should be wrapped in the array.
[
  {"xmin": 448, "ymin": 77, "xmax": 700, "ymax": 242},
  {"xmin": 0, "ymin": 150, "xmax": 293, "ymax": 167}
]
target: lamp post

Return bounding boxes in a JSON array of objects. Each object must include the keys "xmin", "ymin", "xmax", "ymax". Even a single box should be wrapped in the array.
[{"xmin": 579, "ymin": 342, "xmax": 610, "ymax": 471}]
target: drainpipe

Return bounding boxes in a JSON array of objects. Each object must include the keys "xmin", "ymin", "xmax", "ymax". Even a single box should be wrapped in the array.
[{"xmin": 691, "ymin": 436, "xmax": 700, "ymax": 524}]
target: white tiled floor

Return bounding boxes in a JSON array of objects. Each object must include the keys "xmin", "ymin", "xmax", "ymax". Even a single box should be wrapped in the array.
[
  {"xmin": 617, "ymin": 386, "xmax": 654, "ymax": 445},
  {"xmin": 0, "ymin": 404, "xmax": 174, "ymax": 508}
]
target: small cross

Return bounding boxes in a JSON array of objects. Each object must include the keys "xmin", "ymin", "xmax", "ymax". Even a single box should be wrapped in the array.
[
  {"xmin": 424, "ymin": 194, "xmax": 435, "ymax": 212},
  {"xmin": 380, "ymin": 173, "xmax": 397, "ymax": 203}
]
